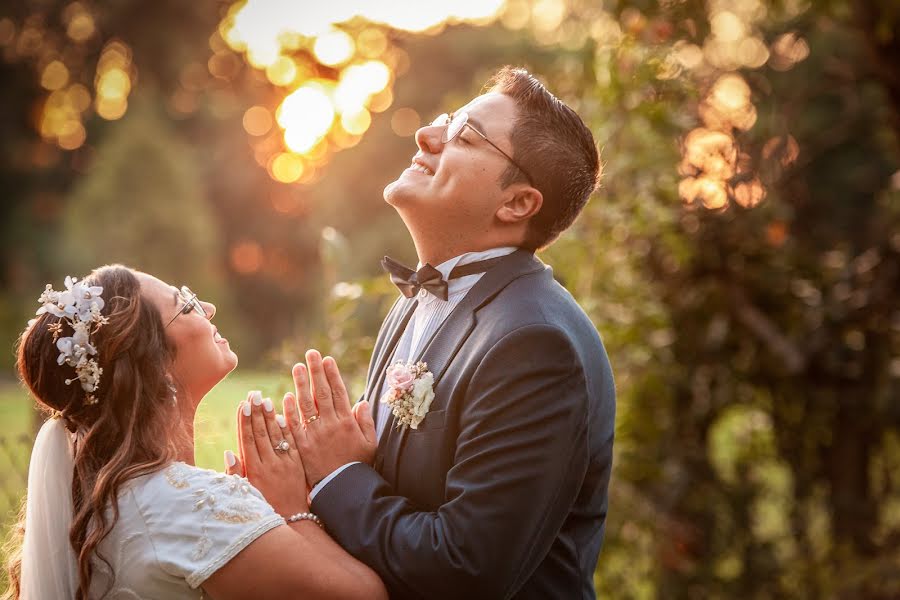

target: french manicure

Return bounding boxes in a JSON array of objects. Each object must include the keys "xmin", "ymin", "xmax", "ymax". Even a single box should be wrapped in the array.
[
  {"xmin": 242, "ymin": 401, "xmax": 251, "ymax": 416},
  {"xmin": 276, "ymin": 414, "xmax": 287, "ymax": 428},
  {"xmin": 263, "ymin": 397, "xmax": 273, "ymax": 412},
  {"xmin": 251, "ymin": 391, "xmax": 263, "ymax": 406},
  {"xmin": 224, "ymin": 450, "xmax": 236, "ymax": 467}
]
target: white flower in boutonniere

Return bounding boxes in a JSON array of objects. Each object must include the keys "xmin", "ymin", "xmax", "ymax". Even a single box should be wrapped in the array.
[{"xmin": 381, "ymin": 361, "xmax": 435, "ymax": 430}]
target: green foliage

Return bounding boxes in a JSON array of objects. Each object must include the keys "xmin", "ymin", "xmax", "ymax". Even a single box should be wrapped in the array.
[{"xmin": 533, "ymin": 3, "xmax": 900, "ymax": 598}]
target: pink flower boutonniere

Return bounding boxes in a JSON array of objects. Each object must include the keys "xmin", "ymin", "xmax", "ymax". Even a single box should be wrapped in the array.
[{"xmin": 381, "ymin": 361, "xmax": 435, "ymax": 430}]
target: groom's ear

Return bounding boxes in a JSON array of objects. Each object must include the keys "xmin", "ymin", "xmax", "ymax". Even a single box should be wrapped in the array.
[{"xmin": 495, "ymin": 185, "xmax": 542, "ymax": 225}]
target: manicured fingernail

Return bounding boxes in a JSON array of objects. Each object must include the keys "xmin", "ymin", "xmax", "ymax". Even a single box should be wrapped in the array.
[
  {"xmin": 276, "ymin": 414, "xmax": 286, "ymax": 428},
  {"xmin": 251, "ymin": 391, "xmax": 263, "ymax": 406},
  {"xmin": 242, "ymin": 401, "xmax": 251, "ymax": 416},
  {"xmin": 224, "ymin": 450, "xmax": 236, "ymax": 467},
  {"xmin": 263, "ymin": 397, "xmax": 273, "ymax": 412}
]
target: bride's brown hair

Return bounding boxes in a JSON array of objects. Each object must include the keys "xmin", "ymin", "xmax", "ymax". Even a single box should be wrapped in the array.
[{"xmin": 4, "ymin": 264, "xmax": 183, "ymax": 599}]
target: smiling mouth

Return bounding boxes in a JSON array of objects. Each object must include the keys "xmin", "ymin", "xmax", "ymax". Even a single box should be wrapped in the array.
[
  {"xmin": 407, "ymin": 160, "xmax": 434, "ymax": 176},
  {"xmin": 213, "ymin": 329, "xmax": 227, "ymax": 344}
]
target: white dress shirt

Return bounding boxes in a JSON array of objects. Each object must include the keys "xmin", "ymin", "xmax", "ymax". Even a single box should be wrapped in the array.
[{"xmin": 309, "ymin": 246, "xmax": 518, "ymax": 500}]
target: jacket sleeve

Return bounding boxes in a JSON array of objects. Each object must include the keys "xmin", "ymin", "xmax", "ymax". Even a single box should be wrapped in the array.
[{"xmin": 311, "ymin": 323, "xmax": 592, "ymax": 599}]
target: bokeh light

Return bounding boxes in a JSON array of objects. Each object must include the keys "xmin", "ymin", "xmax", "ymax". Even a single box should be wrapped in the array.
[
  {"xmin": 243, "ymin": 105, "xmax": 273, "ymax": 136},
  {"xmin": 314, "ymin": 29, "xmax": 355, "ymax": 66},
  {"xmin": 94, "ymin": 40, "xmax": 134, "ymax": 122},
  {"xmin": 356, "ymin": 28, "xmax": 388, "ymax": 58},
  {"xmin": 732, "ymin": 177, "xmax": 766, "ymax": 208},
  {"xmin": 341, "ymin": 108, "xmax": 371, "ymax": 136},
  {"xmin": 265, "ymin": 56, "xmax": 298, "ymax": 86},
  {"xmin": 271, "ymin": 152, "xmax": 305, "ymax": 183},
  {"xmin": 391, "ymin": 107, "xmax": 421, "ymax": 137},
  {"xmin": 762, "ymin": 135, "xmax": 800, "ymax": 167},
  {"xmin": 231, "ymin": 240, "xmax": 264, "ymax": 274},
  {"xmin": 279, "ymin": 84, "xmax": 335, "ymax": 153},
  {"xmin": 40, "ymin": 60, "xmax": 69, "ymax": 91},
  {"xmin": 65, "ymin": 3, "xmax": 95, "ymax": 43},
  {"xmin": 218, "ymin": 0, "xmax": 507, "ymax": 184},
  {"xmin": 770, "ymin": 32, "xmax": 810, "ymax": 71}
]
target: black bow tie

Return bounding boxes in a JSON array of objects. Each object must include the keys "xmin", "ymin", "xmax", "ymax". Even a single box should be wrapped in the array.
[{"xmin": 381, "ymin": 255, "xmax": 506, "ymax": 301}]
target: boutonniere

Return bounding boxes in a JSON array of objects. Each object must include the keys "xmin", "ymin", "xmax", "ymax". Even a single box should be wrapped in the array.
[{"xmin": 381, "ymin": 361, "xmax": 435, "ymax": 430}]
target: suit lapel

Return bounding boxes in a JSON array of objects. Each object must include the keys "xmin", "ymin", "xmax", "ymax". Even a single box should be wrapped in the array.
[
  {"xmin": 384, "ymin": 249, "xmax": 545, "ymax": 479},
  {"xmin": 363, "ymin": 296, "xmax": 401, "ymax": 397},
  {"xmin": 370, "ymin": 296, "xmax": 417, "ymax": 474}
]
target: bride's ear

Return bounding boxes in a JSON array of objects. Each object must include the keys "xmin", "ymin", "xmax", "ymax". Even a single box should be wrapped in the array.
[{"xmin": 496, "ymin": 186, "xmax": 542, "ymax": 225}]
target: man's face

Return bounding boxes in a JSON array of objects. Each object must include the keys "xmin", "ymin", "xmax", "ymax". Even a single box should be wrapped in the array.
[{"xmin": 383, "ymin": 92, "xmax": 520, "ymax": 240}]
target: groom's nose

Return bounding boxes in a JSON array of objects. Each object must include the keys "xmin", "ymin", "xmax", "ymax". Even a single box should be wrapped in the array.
[
  {"xmin": 415, "ymin": 121, "xmax": 444, "ymax": 155},
  {"xmin": 201, "ymin": 300, "xmax": 216, "ymax": 319}
]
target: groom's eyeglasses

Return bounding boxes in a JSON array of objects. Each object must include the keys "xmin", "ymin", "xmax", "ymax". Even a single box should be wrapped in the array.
[
  {"xmin": 431, "ymin": 112, "xmax": 534, "ymax": 185},
  {"xmin": 166, "ymin": 286, "xmax": 208, "ymax": 328}
]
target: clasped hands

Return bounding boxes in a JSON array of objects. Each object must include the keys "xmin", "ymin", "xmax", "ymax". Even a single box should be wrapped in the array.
[{"xmin": 225, "ymin": 350, "xmax": 376, "ymax": 517}]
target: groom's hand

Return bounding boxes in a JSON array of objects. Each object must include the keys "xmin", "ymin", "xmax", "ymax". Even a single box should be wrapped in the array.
[{"xmin": 286, "ymin": 350, "xmax": 376, "ymax": 489}]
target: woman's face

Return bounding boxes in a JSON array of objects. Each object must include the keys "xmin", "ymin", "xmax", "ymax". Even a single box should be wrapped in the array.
[{"xmin": 138, "ymin": 273, "xmax": 238, "ymax": 402}]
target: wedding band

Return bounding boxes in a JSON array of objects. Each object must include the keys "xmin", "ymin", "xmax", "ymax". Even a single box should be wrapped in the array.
[
  {"xmin": 304, "ymin": 414, "xmax": 320, "ymax": 425},
  {"xmin": 274, "ymin": 440, "xmax": 290, "ymax": 453}
]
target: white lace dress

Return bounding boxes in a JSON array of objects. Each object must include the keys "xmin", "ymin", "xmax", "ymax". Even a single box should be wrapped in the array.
[{"xmin": 87, "ymin": 462, "xmax": 285, "ymax": 599}]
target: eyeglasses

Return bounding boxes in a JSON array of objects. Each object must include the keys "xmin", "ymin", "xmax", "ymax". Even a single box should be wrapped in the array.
[
  {"xmin": 165, "ymin": 286, "xmax": 208, "ymax": 328},
  {"xmin": 431, "ymin": 112, "xmax": 534, "ymax": 184}
]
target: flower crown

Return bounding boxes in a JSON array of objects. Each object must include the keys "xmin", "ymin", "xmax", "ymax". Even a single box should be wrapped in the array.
[{"xmin": 35, "ymin": 276, "xmax": 109, "ymax": 405}]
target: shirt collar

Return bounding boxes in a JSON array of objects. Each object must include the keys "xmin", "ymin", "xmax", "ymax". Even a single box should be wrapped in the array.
[{"xmin": 416, "ymin": 246, "xmax": 519, "ymax": 304}]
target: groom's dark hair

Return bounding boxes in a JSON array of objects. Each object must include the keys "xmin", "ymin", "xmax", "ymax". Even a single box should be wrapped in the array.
[{"xmin": 487, "ymin": 67, "xmax": 600, "ymax": 251}]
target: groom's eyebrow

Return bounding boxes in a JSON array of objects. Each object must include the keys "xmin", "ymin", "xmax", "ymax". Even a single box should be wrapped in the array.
[
  {"xmin": 467, "ymin": 115, "xmax": 487, "ymax": 135},
  {"xmin": 171, "ymin": 290, "xmax": 180, "ymax": 306}
]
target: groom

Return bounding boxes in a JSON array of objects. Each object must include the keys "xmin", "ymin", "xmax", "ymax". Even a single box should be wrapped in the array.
[{"xmin": 297, "ymin": 67, "xmax": 615, "ymax": 599}]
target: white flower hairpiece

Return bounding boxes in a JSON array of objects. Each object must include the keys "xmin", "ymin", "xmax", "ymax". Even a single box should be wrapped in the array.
[{"xmin": 36, "ymin": 276, "xmax": 109, "ymax": 405}]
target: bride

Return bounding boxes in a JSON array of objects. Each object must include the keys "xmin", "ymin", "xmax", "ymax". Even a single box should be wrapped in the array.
[{"xmin": 5, "ymin": 264, "xmax": 387, "ymax": 599}]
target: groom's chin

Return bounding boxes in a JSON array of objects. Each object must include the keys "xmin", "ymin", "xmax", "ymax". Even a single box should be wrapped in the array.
[{"xmin": 383, "ymin": 177, "xmax": 407, "ymax": 206}]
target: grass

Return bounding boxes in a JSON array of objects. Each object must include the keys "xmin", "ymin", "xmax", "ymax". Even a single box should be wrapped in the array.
[{"xmin": 192, "ymin": 370, "xmax": 296, "ymax": 470}]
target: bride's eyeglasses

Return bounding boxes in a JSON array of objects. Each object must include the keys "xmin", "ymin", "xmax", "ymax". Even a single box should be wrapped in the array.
[
  {"xmin": 431, "ymin": 112, "xmax": 534, "ymax": 185},
  {"xmin": 165, "ymin": 286, "xmax": 208, "ymax": 328}
]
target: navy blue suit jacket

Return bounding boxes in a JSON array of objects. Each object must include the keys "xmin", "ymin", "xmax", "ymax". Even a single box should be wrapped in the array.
[{"xmin": 312, "ymin": 249, "xmax": 616, "ymax": 599}]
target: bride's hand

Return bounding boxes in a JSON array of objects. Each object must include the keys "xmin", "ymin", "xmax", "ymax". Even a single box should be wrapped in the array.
[{"xmin": 225, "ymin": 390, "xmax": 309, "ymax": 517}]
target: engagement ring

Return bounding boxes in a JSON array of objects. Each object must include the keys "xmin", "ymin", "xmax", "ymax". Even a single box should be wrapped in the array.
[{"xmin": 274, "ymin": 440, "xmax": 290, "ymax": 453}]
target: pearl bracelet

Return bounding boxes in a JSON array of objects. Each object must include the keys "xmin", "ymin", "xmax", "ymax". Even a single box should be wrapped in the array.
[{"xmin": 286, "ymin": 511, "xmax": 324, "ymax": 529}]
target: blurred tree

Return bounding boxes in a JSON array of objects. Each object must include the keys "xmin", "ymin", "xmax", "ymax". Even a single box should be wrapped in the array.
[
  {"xmin": 62, "ymin": 95, "xmax": 219, "ymax": 284},
  {"xmin": 536, "ymin": 1, "xmax": 900, "ymax": 598}
]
